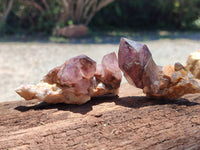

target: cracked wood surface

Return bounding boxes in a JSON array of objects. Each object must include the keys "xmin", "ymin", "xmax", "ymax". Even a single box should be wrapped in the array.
[{"xmin": 0, "ymin": 83, "xmax": 200, "ymax": 150}]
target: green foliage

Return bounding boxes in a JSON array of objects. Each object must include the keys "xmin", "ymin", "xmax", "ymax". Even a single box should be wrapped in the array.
[
  {"xmin": 56, "ymin": 20, "xmax": 65, "ymax": 29},
  {"xmin": 1, "ymin": 0, "xmax": 62, "ymax": 34},
  {"xmin": 19, "ymin": 0, "xmax": 62, "ymax": 34},
  {"xmin": 36, "ymin": 11, "xmax": 55, "ymax": 33},
  {"xmin": 1, "ymin": 0, "xmax": 200, "ymax": 35},
  {"xmin": 68, "ymin": 20, "xmax": 74, "ymax": 26},
  {"xmin": 90, "ymin": 0, "xmax": 200, "ymax": 30},
  {"xmin": 0, "ymin": 1, "xmax": 21, "ymax": 34},
  {"xmin": 2, "ymin": 11, "xmax": 20, "ymax": 34}
]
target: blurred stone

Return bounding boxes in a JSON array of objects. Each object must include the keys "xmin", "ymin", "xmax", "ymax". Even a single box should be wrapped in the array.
[
  {"xmin": 53, "ymin": 25, "xmax": 88, "ymax": 38},
  {"xmin": 118, "ymin": 38, "xmax": 200, "ymax": 99},
  {"xmin": 186, "ymin": 50, "xmax": 200, "ymax": 79},
  {"xmin": 16, "ymin": 53, "xmax": 121, "ymax": 105}
]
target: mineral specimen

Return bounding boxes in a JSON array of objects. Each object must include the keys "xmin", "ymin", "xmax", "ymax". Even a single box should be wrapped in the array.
[
  {"xmin": 16, "ymin": 52, "xmax": 122, "ymax": 105},
  {"xmin": 185, "ymin": 50, "xmax": 200, "ymax": 79},
  {"xmin": 118, "ymin": 38, "xmax": 200, "ymax": 99}
]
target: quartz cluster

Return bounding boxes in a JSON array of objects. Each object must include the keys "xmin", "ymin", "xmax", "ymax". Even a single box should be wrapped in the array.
[
  {"xmin": 118, "ymin": 38, "xmax": 200, "ymax": 99},
  {"xmin": 16, "ymin": 52, "xmax": 122, "ymax": 105},
  {"xmin": 16, "ymin": 38, "xmax": 200, "ymax": 104}
]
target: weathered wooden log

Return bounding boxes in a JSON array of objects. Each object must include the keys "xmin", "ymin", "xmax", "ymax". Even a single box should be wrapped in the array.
[{"xmin": 0, "ymin": 83, "xmax": 200, "ymax": 149}]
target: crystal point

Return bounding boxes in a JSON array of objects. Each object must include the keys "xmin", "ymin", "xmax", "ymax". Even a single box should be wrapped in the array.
[{"xmin": 118, "ymin": 38, "xmax": 200, "ymax": 99}]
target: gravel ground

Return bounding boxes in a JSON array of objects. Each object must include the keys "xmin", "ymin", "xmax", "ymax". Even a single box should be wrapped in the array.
[{"xmin": 0, "ymin": 38, "xmax": 200, "ymax": 102}]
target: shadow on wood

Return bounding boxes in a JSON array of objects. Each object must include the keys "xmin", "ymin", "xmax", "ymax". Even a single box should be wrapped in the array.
[{"xmin": 15, "ymin": 95, "xmax": 199, "ymax": 115}]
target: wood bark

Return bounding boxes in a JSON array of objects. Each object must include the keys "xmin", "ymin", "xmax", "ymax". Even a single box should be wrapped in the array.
[
  {"xmin": 14, "ymin": 0, "xmax": 115, "ymax": 32},
  {"xmin": 18, "ymin": 0, "xmax": 44, "ymax": 12},
  {"xmin": 85, "ymin": 0, "xmax": 115, "ymax": 25},
  {"xmin": 0, "ymin": 83, "xmax": 200, "ymax": 149},
  {"xmin": 59, "ymin": 0, "xmax": 115, "ymax": 25},
  {"xmin": 0, "ymin": 0, "xmax": 14, "ymax": 27},
  {"xmin": 3, "ymin": 0, "xmax": 14, "ymax": 20}
]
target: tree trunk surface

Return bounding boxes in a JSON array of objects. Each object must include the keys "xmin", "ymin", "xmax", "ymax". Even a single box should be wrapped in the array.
[{"xmin": 0, "ymin": 83, "xmax": 200, "ymax": 150}]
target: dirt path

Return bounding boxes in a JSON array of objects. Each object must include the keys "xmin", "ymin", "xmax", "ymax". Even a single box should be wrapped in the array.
[
  {"xmin": 0, "ymin": 39, "xmax": 200, "ymax": 102},
  {"xmin": 0, "ymin": 83, "xmax": 200, "ymax": 149}
]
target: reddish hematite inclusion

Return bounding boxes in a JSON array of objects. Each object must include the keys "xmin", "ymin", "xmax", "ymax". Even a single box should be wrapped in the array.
[{"xmin": 118, "ymin": 38, "xmax": 200, "ymax": 99}]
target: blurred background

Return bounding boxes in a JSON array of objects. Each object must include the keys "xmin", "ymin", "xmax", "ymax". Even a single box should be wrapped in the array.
[
  {"xmin": 1, "ymin": 0, "xmax": 200, "ymax": 38},
  {"xmin": 0, "ymin": 0, "xmax": 200, "ymax": 102}
]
